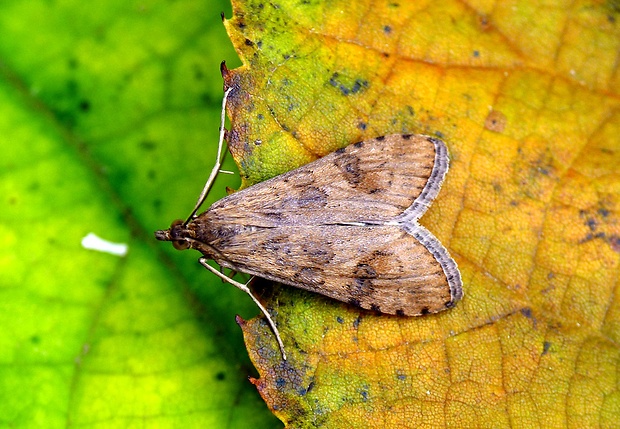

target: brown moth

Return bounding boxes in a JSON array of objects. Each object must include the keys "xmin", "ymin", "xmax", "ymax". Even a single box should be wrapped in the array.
[{"xmin": 155, "ymin": 91, "xmax": 462, "ymax": 360}]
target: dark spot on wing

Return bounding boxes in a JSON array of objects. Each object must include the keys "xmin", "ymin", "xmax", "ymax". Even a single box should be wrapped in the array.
[
  {"xmin": 281, "ymin": 186, "xmax": 327, "ymax": 209},
  {"xmin": 303, "ymin": 246, "xmax": 334, "ymax": 264},
  {"xmin": 333, "ymin": 153, "xmax": 363, "ymax": 185},
  {"xmin": 354, "ymin": 278, "xmax": 374, "ymax": 291},
  {"xmin": 349, "ymin": 298, "xmax": 362, "ymax": 307},
  {"xmin": 294, "ymin": 267, "xmax": 325, "ymax": 285},
  {"xmin": 262, "ymin": 237, "xmax": 293, "ymax": 256},
  {"xmin": 370, "ymin": 303, "xmax": 381, "ymax": 312},
  {"xmin": 396, "ymin": 309, "xmax": 405, "ymax": 316},
  {"xmin": 266, "ymin": 211, "xmax": 283, "ymax": 221},
  {"xmin": 354, "ymin": 263, "xmax": 378, "ymax": 278}
]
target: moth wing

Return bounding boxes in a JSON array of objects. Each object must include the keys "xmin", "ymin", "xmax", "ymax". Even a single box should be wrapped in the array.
[
  {"xmin": 212, "ymin": 224, "xmax": 462, "ymax": 316},
  {"xmin": 206, "ymin": 134, "xmax": 449, "ymax": 226}
]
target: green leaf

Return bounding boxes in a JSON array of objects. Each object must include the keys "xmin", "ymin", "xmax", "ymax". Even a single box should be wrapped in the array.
[{"xmin": 0, "ymin": 1, "xmax": 279, "ymax": 427}]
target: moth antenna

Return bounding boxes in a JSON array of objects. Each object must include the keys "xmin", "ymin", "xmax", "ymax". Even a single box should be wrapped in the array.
[
  {"xmin": 198, "ymin": 258, "xmax": 288, "ymax": 360},
  {"xmin": 185, "ymin": 87, "xmax": 233, "ymax": 224}
]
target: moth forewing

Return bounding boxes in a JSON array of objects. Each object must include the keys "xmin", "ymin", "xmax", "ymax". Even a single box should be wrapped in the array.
[
  {"xmin": 156, "ymin": 133, "xmax": 463, "ymax": 359},
  {"xmin": 192, "ymin": 223, "xmax": 459, "ymax": 316},
  {"xmin": 205, "ymin": 134, "xmax": 444, "ymax": 226}
]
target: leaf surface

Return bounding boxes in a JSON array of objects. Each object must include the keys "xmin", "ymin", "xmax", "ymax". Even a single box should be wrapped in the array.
[
  {"xmin": 222, "ymin": 0, "xmax": 620, "ymax": 427},
  {"xmin": 0, "ymin": 1, "xmax": 279, "ymax": 428}
]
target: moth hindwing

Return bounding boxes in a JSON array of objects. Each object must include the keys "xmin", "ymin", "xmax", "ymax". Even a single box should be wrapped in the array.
[{"xmin": 156, "ymin": 134, "xmax": 462, "ymax": 319}]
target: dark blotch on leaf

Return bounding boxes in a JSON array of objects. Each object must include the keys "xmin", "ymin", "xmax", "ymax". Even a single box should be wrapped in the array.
[
  {"xmin": 328, "ymin": 72, "xmax": 369, "ymax": 96},
  {"xmin": 140, "ymin": 140, "xmax": 156, "ymax": 151},
  {"xmin": 353, "ymin": 316, "xmax": 361, "ymax": 328},
  {"xmin": 360, "ymin": 390, "xmax": 369, "ymax": 401}
]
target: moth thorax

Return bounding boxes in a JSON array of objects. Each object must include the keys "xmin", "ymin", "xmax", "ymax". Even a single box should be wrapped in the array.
[{"xmin": 191, "ymin": 220, "xmax": 245, "ymax": 246}]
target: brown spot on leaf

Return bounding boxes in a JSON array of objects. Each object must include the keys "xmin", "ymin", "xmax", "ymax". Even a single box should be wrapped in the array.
[
  {"xmin": 485, "ymin": 110, "xmax": 507, "ymax": 132},
  {"xmin": 478, "ymin": 14, "xmax": 491, "ymax": 31}
]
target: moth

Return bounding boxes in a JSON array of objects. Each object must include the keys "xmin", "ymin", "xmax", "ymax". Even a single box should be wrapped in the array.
[{"xmin": 156, "ymin": 91, "xmax": 462, "ymax": 360}]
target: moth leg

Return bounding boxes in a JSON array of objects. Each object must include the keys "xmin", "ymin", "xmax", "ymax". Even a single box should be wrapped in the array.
[
  {"xmin": 216, "ymin": 266, "xmax": 240, "ymax": 285},
  {"xmin": 198, "ymin": 258, "xmax": 287, "ymax": 360},
  {"xmin": 186, "ymin": 87, "xmax": 233, "ymax": 222}
]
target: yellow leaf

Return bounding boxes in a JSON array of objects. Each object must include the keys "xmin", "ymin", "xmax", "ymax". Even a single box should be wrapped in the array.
[{"xmin": 224, "ymin": 0, "xmax": 620, "ymax": 427}]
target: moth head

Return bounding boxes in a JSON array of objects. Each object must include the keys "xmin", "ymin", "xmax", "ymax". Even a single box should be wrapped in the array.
[
  {"xmin": 155, "ymin": 219, "xmax": 222, "ymax": 262},
  {"xmin": 154, "ymin": 219, "xmax": 191, "ymax": 250}
]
